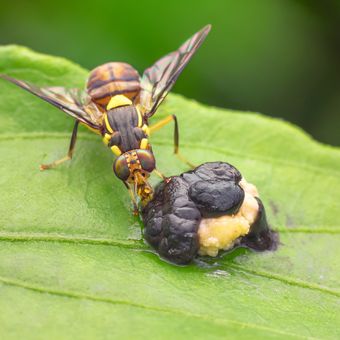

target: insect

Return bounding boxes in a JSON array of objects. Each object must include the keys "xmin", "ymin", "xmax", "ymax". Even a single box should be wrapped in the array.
[{"xmin": 0, "ymin": 25, "xmax": 211, "ymax": 214}]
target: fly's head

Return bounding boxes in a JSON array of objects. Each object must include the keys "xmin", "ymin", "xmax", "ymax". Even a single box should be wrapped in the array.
[{"xmin": 113, "ymin": 149, "xmax": 155, "ymax": 205}]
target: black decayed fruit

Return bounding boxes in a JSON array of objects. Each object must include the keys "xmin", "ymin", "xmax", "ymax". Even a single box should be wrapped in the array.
[
  {"xmin": 142, "ymin": 176, "xmax": 201, "ymax": 264},
  {"xmin": 241, "ymin": 198, "xmax": 278, "ymax": 251},
  {"xmin": 142, "ymin": 162, "xmax": 277, "ymax": 264},
  {"xmin": 188, "ymin": 180, "xmax": 244, "ymax": 217}
]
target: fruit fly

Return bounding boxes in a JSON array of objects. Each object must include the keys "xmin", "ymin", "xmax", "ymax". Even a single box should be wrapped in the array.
[{"xmin": 0, "ymin": 25, "xmax": 211, "ymax": 213}]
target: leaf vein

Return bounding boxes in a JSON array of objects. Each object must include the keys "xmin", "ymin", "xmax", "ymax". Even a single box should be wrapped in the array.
[
  {"xmin": 0, "ymin": 274, "xmax": 309, "ymax": 339},
  {"xmin": 1, "ymin": 231, "xmax": 339, "ymax": 298},
  {"xmin": 227, "ymin": 264, "xmax": 340, "ymax": 297},
  {"xmin": 0, "ymin": 231, "xmax": 145, "ymax": 248}
]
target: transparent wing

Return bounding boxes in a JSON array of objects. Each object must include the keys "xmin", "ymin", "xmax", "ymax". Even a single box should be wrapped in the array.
[
  {"xmin": 0, "ymin": 74, "xmax": 103, "ymax": 129},
  {"xmin": 138, "ymin": 25, "xmax": 211, "ymax": 118}
]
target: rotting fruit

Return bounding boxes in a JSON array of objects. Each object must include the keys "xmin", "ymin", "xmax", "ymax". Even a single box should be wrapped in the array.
[{"xmin": 142, "ymin": 162, "xmax": 278, "ymax": 265}]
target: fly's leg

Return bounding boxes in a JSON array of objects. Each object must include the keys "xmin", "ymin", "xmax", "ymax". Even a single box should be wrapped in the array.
[
  {"xmin": 149, "ymin": 114, "xmax": 195, "ymax": 168},
  {"xmin": 124, "ymin": 182, "xmax": 139, "ymax": 216},
  {"xmin": 153, "ymin": 168, "xmax": 167, "ymax": 180},
  {"xmin": 40, "ymin": 120, "xmax": 79, "ymax": 171}
]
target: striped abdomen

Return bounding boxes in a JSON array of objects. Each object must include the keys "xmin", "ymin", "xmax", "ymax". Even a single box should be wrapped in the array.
[{"xmin": 87, "ymin": 62, "xmax": 140, "ymax": 110}]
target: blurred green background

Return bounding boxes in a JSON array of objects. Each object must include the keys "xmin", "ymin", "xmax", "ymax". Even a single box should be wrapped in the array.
[{"xmin": 1, "ymin": 0, "xmax": 339, "ymax": 145}]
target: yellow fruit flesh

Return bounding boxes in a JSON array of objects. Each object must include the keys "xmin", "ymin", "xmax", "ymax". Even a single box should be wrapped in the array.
[{"xmin": 198, "ymin": 178, "xmax": 259, "ymax": 257}]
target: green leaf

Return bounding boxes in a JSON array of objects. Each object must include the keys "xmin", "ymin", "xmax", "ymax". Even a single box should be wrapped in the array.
[{"xmin": 0, "ymin": 45, "xmax": 339, "ymax": 339}]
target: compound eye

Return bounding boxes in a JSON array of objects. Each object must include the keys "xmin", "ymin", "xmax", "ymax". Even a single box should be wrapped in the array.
[
  {"xmin": 136, "ymin": 149, "xmax": 155, "ymax": 173},
  {"xmin": 113, "ymin": 155, "xmax": 130, "ymax": 181}
]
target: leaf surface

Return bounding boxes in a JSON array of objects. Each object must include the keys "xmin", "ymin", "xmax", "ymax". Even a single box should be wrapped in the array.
[{"xmin": 0, "ymin": 45, "xmax": 339, "ymax": 339}]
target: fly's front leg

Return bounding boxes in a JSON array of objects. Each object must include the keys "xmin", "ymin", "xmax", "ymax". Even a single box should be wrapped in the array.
[
  {"xmin": 153, "ymin": 168, "xmax": 167, "ymax": 180},
  {"xmin": 124, "ymin": 182, "xmax": 139, "ymax": 216},
  {"xmin": 149, "ymin": 114, "xmax": 195, "ymax": 168},
  {"xmin": 40, "ymin": 120, "xmax": 79, "ymax": 171}
]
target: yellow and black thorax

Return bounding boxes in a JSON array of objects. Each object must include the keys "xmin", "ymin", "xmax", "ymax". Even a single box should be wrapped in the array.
[
  {"xmin": 101, "ymin": 95, "xmax": 150, "ymax": 156},
  {"xmin": 86, "ymin": 62, "xmax": 150, "ymax": 156}
]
